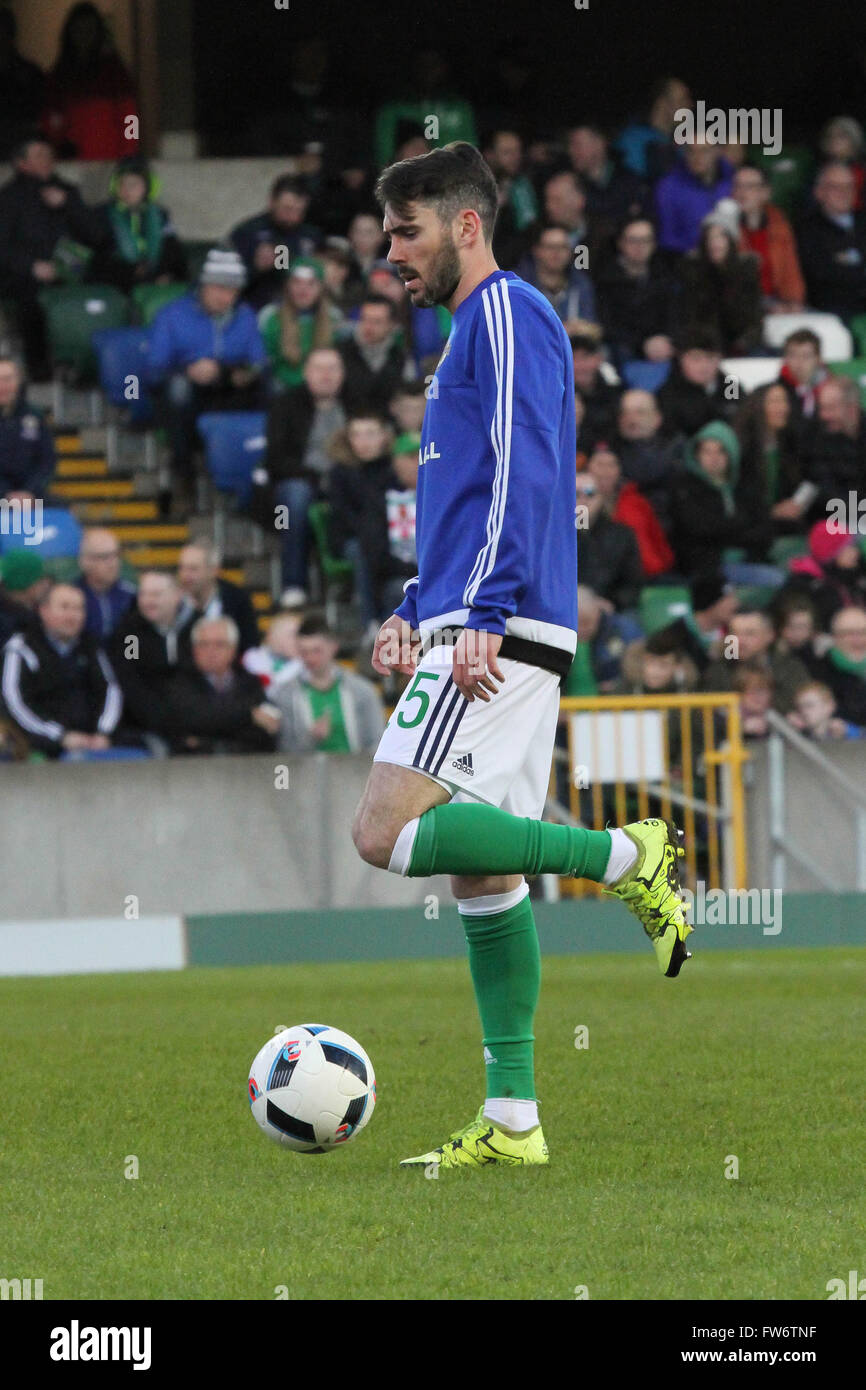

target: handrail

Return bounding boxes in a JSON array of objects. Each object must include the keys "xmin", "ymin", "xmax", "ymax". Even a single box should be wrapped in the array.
[{"xmin": 765, "ymin": 708, "xmax": 866, "ymax": 810}]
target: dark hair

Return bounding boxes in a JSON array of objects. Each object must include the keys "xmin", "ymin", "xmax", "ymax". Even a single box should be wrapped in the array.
[
  {"xmin": 360, "ymin": 292, "xmax": 395, "ymax": 315},
  {"xmin": 618, "ymin": 213, "xmax": 658, "ymax": 239},
  {"xmin": 375, "ymin": 141, "xmax": 499, "ymax": 243},
  {"xmin": 54, "ymin": 3, "xmax": 112, "ymax": 79},
  {"xmin": 11, "ymin": 133, "xmax": 51, "ymax": 164},
  {"xmin": 645, "ymin": 629, "xmax": 680, "ymax": 658},
  {"xmin": 270, "ymin": 175, "xmax": 308, "ymax": 201},
  {"xmin": 532, "ymin": 220, "xmax": 574, "ymax": 248},
  {"xmin": 783, "ymin": 328, "xmax": 821, "ymax": 353},
  {"xmin": 298, "ymin": 611, "xmax": 334, "ymax": 640},
  {"xmin": 569, "ymin": 332, "xmax": 601, "ymax": 354},
  {"xmin": 675, "ymin": 325, "xmax": 723, "ymax": 355},
  {"xmin": 390, "ymin": 379, "xmax": 426, "ymax": 399}
]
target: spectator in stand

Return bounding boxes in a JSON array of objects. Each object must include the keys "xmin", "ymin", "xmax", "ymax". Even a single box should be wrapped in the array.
[
  {"xmin": 487, "ymin": 129, "xmax": 539, "ymax": 269},
  {"xmin": 802, "ymin": 376, "xmax": 866, "ymax": 511},
  {"xmin": 732, "ymin": 165, "xmax": 806, "ymax": 310},
  {"xmin": 0, "ymin": 355, "xmax": 55, "ymax": 499},
  {"xmin": 571, "ymin": 333, "xmax": 620, "ymax": 445},
  {"xmin": 811, "ymin": 607, "xmax": 866, "ymax": 726},
  {"xmin": 338, "ymin": 293, "xmax": 410, "ymax": 413},
  {"xmin": 655, "ymin": 141, "xmax": 734, "ymax": 255},
  {"xmin": 0, "ymin": 580, "xmax": 123, "ymax": 757},
  {"xmin": 675, "ymin": 208, "xmax": 763, "ymax": 354},
  {"xmin": 91, "ymin": 156, "xmax": 187, "ymax": 294},
  {"xmin": 229, "ymin": 175, "xmax": 320, "ymax": 311},
  {"xmin": 618, "ymin": 627, "xmax": 699, "ymax": 695},
  {"xmin": 330, "ymin": 421, "xmax": 419, "ymax": 635},
  {"xmin": 258, "ymin": 257, "xmax": 344, "ymax": 392},
  {"xmin": 177, "ymin": 540, "xmax": 259, "ymax": 655},
  {"xmin": 344, "ymin": 212, "xmax": 387, "ymax": 304},
  {"xmin": 790, "ymin": 679, "xmax": 864, "ymax": 740},
  {"xmin": 612, "ymin": 388, "xmax": 684, "ymax": 529},
  {"xmin": 670, "ymin": 420, "xmax": 775, "ymax": 583},
  {"xmin": 388, "ymin": 380, "xmax": 427, "ymax": 436},
  {"xmin": 0, "ymin": 135, "xmax": 105, "ymax": 377},
  {"xmin": 163, "ymin": 615, "xmax": 279, "ymax": 756},
  {"xmin": 109, "ymin": 570, "xmax": 195, "ymax": 740},
  {"xmin": 772, "ymin": 594, "xmax": 824, "ymax": 677},
  {"xmin": 374, "ymin": 48, "xmax": 477, "ymax": 168},
  {"xmin": 539, "ymin": 171, "xmax": 595, "ymax": 259},
  {"xmin": 657, "ymin": 329, "xmax": 738, "ymax": 437},
  {"xmin": 242, "ymin": 611, "xmax": 303, "ymax": 693},
  {"xmin": 273, "ymin": 611, "xmax": 385, "ymax": 754},
  {"xmin": 41, "ymin": 3, "xmax": 137, "ymax": 161},
  {"xmin": 701, "ymin": 608, "xmax": 809, "ymax": 714},
  {"xmin": 587, "ymin": 443, "xmax": 674, "ymax": 579},
  {"xmin": 563, "ymin": 584, "xmax": 640, "ymax": 694},
  {"xmin": 517, "ymin": 223, "xmax": 597, "ymax": 333},
  {"xmin": 563, "ymin": 124, "xmax": 647, "ymax": 255},
  {"xmin": 733, "ymin": 383, "xmax": 815, "ymax": 530},
  {"xmin": 575, "ymin": 468, "xmax": 643, "ymax": 611},
  {"xmin": 318, "ymin": 237, "xmax": 354, "ymax": 315},
  {"xmin": 818, "ymin": 118, "xmax": 866, "ymax": 211},
  {"xmin": 797, "ymin": 162, "xmax": 866, "ymax": 321},
  {"xmin": 0, "ymin": 549, "xmax": 49, "ymax": 647},
  {"xmin": 147, "ymin": 249, "xmax": 266, "ymax": 507},
  {"xmin": 0, "ymin": 9, "xmax": 44, "ymax": 160},
  {"xmin": 654, "ymin": 571, "xmax": 738, "ymax": 675},
  {"xmin": 595, "ymin": 216, "xmax": 677, "ymax": 368},
  {"xmin": 76, "ymin": 527, "xmax": 136, "ymax": 643},
  {"xmin": 781, "ymin": 520, "xmax": 866, "ymax": 629},
  {"xmin": 616, "ymin": 76, "xmax": 693, "ymax": 181},
  {"xmin": 260, "ymin": 346, "xmax": 349, "ymax": 606},
  {"xmin": 775, "ymin": 328, "xmax": 828, "ymax": 432},
  {"xmin": 735, "ymin": 664, "xmax": 775, "ymax": 738}
]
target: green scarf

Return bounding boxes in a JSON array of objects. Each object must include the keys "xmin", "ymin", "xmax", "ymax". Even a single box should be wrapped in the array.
[
  {"xmin": 108, "ymin": 201, "xmax": 164, "ymax": 266},
  {"xmin": 828, "ymin": 646, "xmax": 866, "ymax": 679}
]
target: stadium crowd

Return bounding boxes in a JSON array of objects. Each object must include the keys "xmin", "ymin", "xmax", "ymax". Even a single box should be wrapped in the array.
[{"xmin": 2, "ymin": 17, "xmax": 866, "ymax": 763}]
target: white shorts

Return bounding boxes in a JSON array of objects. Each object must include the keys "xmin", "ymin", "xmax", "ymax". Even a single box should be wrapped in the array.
[{"xmin": 373, "ymin": 643, "xmax": 562, "ymax": 820}]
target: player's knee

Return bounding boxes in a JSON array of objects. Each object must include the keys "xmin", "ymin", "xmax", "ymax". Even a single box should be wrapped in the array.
[{"xmin": 351, "ymin": 810, "xmax": 395, "ymax": 870}]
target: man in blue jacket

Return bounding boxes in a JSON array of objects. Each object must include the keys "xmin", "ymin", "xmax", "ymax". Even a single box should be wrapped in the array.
[
  {"xmin": 350, "ymin": 143, "xmax": 690, "ymax": 1173},
  {"xmin": 147, "ymin": 248, "xmax": 266, "ymax": 509},
  {"xmin": 0, "ymin": 355, "xmax": 55, "ymax": 499}
]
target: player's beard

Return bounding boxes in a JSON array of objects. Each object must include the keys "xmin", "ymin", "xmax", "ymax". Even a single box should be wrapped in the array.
[{"xmin": 410, "ymin": 230, "xmax": 462, "ymax": 308}]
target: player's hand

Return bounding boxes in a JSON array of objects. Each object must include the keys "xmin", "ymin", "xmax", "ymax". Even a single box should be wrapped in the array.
[
  {"xmin": 371, "ymin": 615, "xmax": 419, "ymax": 677},
  {"xmin": 453, "ymin": 629, "xmax": 505, "ymax": 703}
]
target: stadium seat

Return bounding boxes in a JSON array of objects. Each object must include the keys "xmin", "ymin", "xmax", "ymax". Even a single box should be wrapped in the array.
[
  {"xmin": 59, "ymin": 747, "xmax": 152, "ymax": 762},
  {"xmin": 722, "ymin": 357, "xmax": 781, "ymax": 394},
  {"xmin": 770, "ymin": 534, "xmax": 809, "ymax": 567},
  {"xmin": 621, "ymin": 360, "xmax": 671, "ymax": 392},
  {"xmin": 308, "ymin": 501, "xmax": 354, "ymax": 584},
  {"xmin": 762, "ymin": 311, "xmax": 852, "ymax": 363},
  {"xmin": 196, "ymin": 411, "xmax": 267, "ymax": 507},
  {"xmin": 848, "ymin": 314, "xmax": 866, "ymax": 359},
  {"xmin": 639, "ymin": 584, "xmax": 691, "ymax": 635},
  {"xmin": 735, "ymin": 584, "xmax": 778, "ymax": 611},
  {"xmin": 750, "ymin": 144, "xmax": 814, "ymax": 215},
  {"xmin": 38, "ymin": 284, "xmax": 130, "ymax": 382},
  {"xmin": 131, "ymin": 282, "xmax": 189, "ymax": 326},
  {"xmin": 828, "ymin": 358, "xmax": 866, "ymax": 408},
  {"xmin": 92, "ymin": 326, "xmax": 154, "ymax": 424},
  {"xmin": 0, "ymin": 509, "xmax": 83, "ymax": 559}
]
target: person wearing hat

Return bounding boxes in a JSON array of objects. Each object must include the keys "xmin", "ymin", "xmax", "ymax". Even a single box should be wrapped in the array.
[
  {"xmin": 780, "ymin": 520, "xmax": 866, "ymax": 631},
  {"xmin": 146, "ymin": 248, "xmax": 267, "ymax": 507},
  {"xmin": 0, "ymin": 547, "xmax": 48, "ymax": 647},
  {"xmin": 670, "ymin": 419, "xmax": 777, "ymax": 584},
  {"xmin": 229, "ymin": 174, "xmax": 320, "ymax": 311},
  {"xmin": 673, "ymin": 207, "xmax": 763, "ymax": 356},
  {"xmin": 257, "ymin": 256, "xmax": 345, "ymax": 391},
  {"xmin": 91, "ymin": 155, "xmax": 187, "ymax": 293}
]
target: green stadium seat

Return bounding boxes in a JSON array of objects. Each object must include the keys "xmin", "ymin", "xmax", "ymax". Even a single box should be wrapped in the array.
[
  {"xmin": 308, "ymin": 501, "xmax": 354, "ymax": 582},
  {"xmin": 131, "ymin": 281, "xmax": 189, "ymax": 326},
  {"xmin": 770, "ymin": 534, "xmax": 809, "ymax": 568},
  {"xmin": 639, "ymin": 584, "xmax": 691, "ymax": 635},
  {"xmin": 848, "ymin": 314, "xmax": 866, "ymax": 359},
  {"xmin": 38, "ymin": 283, "xmax": 130, "ymax": 382},
  {"xmin": 735, "ymin": 584, "xmax": 778, "ymax": 611},
  {"xmin": 750, "ymin": 144, "xmax": 814, "ymax": 215}
]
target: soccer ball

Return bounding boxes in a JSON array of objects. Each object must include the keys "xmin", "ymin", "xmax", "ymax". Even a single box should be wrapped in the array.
[{"xmin": 247, "ymin": 1024, "xmax": 376, "ymax": 1153}]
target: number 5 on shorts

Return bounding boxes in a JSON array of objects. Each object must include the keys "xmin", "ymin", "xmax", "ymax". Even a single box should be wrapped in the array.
[{"xmin": 397, "ymin": 670, "xmax": 441, "ymax": 729}]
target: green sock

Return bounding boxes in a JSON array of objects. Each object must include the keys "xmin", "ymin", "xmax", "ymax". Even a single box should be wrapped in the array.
[
  {"xmin": 408, "ymin": 803, "xmax": 612, "ymax": 881},
  {"xmin": 460, "ymin": 894, "xmax": 540, "ymax": 1102}
]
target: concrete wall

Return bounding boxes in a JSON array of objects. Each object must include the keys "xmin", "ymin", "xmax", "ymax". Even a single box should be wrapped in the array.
[
  {"xmin": 0, "ymin": 753, "xmax": 451, "ymax": 920},
  {"xmin": 0, "ymin": 159, "xmax": 299, "ymax": 242}
]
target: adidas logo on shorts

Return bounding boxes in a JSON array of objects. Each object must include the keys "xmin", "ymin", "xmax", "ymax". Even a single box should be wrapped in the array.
[{"xmin": 451, "ymin": 752, "xmax": 475, "ymax": 777}]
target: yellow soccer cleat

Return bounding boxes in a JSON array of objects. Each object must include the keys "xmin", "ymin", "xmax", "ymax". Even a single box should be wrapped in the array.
[
  {"xmin": 604, "ymin": 818, "xmax": 693, "ymax": 977},
  {"xmin": 400, "ymin": 1107, "xmax": 549, "ymax": 1170}
]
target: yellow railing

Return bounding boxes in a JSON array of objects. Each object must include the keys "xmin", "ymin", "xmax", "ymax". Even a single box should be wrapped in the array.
[{"xmin": 555, "ymin": 693, "xmax": 749, "ymax": 893}]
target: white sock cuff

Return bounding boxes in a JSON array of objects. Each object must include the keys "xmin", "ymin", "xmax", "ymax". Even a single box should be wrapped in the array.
[
  {"xmin": 457, "ymin": 880, "xmax": 530, "ymax": 916},
  {"xmin": 603, "ymin": 827, "xmax": 639, "ymax": 884},
  {"xmin": 387, "ymin": 817, "xmax": 420, "ymax": 876}
]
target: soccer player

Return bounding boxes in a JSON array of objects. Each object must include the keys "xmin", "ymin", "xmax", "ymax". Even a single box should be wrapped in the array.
[{"xmin": 351, "ymin": 143, "xmax": 690, "ymax": 1171}]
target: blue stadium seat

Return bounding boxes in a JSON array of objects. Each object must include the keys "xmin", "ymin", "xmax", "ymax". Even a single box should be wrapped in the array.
[
  {"xmin": 92, "ymin": 326, "xmax": 154, "ymax": 425},
  {"xmin": 0, "ymin": 510, "xmax": 83, "ymax": 559},
  {"xmin": 59, "ymin": 747, "xmax": 153, "ymax": 762},
  {"xmin": 621, "ymin": 360, "xmax": 671, "ymax": 392},
  {"xmin": 196, "ymin": 412, "xmax": 268, "ymax": 508}
]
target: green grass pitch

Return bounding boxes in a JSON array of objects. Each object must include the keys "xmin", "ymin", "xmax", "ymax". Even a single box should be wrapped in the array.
[{"xmin": 1, "ymin": 947, "xmax": 863, "ymax": 1301}]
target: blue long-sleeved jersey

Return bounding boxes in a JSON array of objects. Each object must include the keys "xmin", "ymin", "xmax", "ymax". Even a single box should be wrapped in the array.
[{"xmin": 395, "ymin": 270, "xmax": 577, "ymax": 676}]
